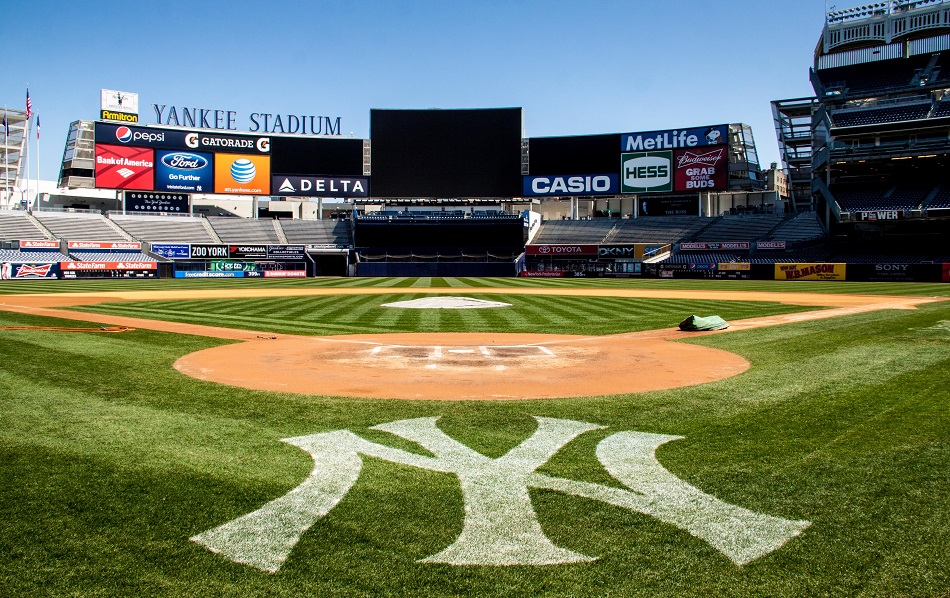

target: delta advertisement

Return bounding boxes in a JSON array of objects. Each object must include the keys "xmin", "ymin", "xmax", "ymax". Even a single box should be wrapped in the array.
[
  {"xmin": 95, "ymin": 144, "xmax": 155, "ymax": 190},
  {"xmin": 272, "ymin": 175, "xmax": 369, "ymax": 198},
  {"xmin": 214, "ymin": 154, "xmax": 270, "ymax": 195},
  {"xmin": 775, "ymin": 263, "xmax": 846, "ymax": 281}
]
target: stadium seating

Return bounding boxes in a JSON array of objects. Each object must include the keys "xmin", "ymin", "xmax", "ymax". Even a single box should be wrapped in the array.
[
  {"xmin": 664, "ymin": 251, "xmax": 747, "ymax": 264},
  {"xmin": 0, "ymin": 211, "xmax": 50, "ymax": 240},
  {"xmin": 831, "ymin": 103, "xmax": 931, "ymax": 127},
  {"xmin": 606, "ymin": 216, "xmax": 708, "ymax": 244},
  {"xmin": 692, "ymin": 214, "xmax": 786, "ymax": 242},
  {"xmin": 927, "ymin": 186, "xmax": 950, "ymax": 208},
  {"xmin": 109, "ymin": 215, "xmax": 219, "ymax": 244},
  {"xmin": 206, "ymin": 217, "xmax": 283, "ymax": 244},
  {"xmin": 0, "ymin": 250, "xmax": 65, "ymax": 262},
  {"xmin": 832, "ymin": 184, "xmax": 929, "ymax": 211},
  {"xmin": 279, "ymin": 219, "xmax": 353, "ymax": 245},
  {"xmin": 766, "ymin": 212, "xmax": 825, "ymax": 242},
  {"xmin": 68, "ymin": 252, "xmax": 157, "ymax": 263},
  {"xmin": 532, "ymin": 219, "xmax": 617, "ymax": 244},
  {"xmin": 33, "ymin": 212, "xmax": 130, "ymax": 242},
  {"xmin": 815, "ymin": 54, "xmax": 937, "ymax": 98}
]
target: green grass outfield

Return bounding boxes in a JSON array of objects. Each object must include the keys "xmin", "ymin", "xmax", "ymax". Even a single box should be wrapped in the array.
[{"xmin": 0, "ymin": 278, "xmax": 948, "ymax": 596}]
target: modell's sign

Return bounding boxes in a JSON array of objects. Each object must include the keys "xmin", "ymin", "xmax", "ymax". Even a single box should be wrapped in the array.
[
  {"xmin": 680, "ymin": 242, "xmax": 750, "ymax": 251},
  {"xmin": 757, "ymin": 241, "xmax": 787, "ymax": 250},
  {"xmin": 67, "ymin": 241, "xmax": 142, "ymax": 251},
  {"xmin": 526, "ymin": 244, "xmax": 598, "ymax": 256}
]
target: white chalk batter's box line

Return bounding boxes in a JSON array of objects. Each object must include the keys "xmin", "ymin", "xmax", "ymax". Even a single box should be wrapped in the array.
[{"xmin": 370, "ymin": 345, "xmax": 556, "ymax": 370}]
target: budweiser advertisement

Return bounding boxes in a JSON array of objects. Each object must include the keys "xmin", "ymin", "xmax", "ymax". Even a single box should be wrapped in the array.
[
  {"xmin": 526, "ymin": 244, "xmax": 598, "ymax": 256},
  {"xmin": 673, "ymin": 146, "xmax": 728, "ymax": 192},
  {"xmin": 1, "ymin": 263, "xmax": 58, "ymax": 279}
]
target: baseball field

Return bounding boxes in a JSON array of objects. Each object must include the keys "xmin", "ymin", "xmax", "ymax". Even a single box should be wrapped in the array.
[{"xmin": 0, "ymin": 277, "xmax": 947, "ymax": 596}]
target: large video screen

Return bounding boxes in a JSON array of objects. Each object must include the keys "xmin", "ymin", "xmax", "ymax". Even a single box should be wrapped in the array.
[
  {"xmin": 269, "ymin": 136, "xmax": 364, "ymax": 176},
  {"xmin": 370, "ymin": 108, "xmax": 523, "ymax": 198},
  {"xmin": 527, "ymin": 134, "xmax": 620, "ymax": 175}
]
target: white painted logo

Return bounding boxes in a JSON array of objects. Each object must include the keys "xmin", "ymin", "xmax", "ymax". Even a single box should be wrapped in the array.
[{"xmin": 191, "ymin": 417, "xmax": 809, "ymax": 572}]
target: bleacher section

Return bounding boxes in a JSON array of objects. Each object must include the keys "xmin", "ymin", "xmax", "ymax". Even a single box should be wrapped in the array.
[
  {"xmin": 33, "ymin": 212, "xmax": 129, "ymax": 242},
  {"xmin": 606, "ymin": 217, "xmax": 708, "ymax": 244},
  {"xmin": 665, "ymin": 251, "xmax": 748, "ymax": 264},
  {"xmin": 0, "ymin": 250, "xmax": 65, "ymax": 262},
  {"xmin": 815, "ymin": 54, "xmax": 941, "ymax": 98},
  {"xmin": 532, "ymin": 220, "xmax": 617, "ymax": 244},
  {"xmin": 766, "ymin": 212, "xmax": 824, "ymax": 242},
  {"xmin": 206, "ymin": 217, "xmax": 282, "ymax": 244},
  {"xmin": 69, "ymin": 252, "xmax": 157, "ymax": 263},
  {"xmin": 692, "ymin": 214, "xmax": 786, "ymax": 242},
  {"xmin": 831, "ymin": 184, "xmax": 929, "ymax": 211},
  {"xmin": 279, "ymin": 219, "xmax": 353, "ymax": 245},
  {"xmin": 831, "ymin": 103, "xmax": 931, "ymax": 127},
  {"xmin": 110, "ymin": 215, "xmax": 218, "ymax": 244},
  {"xmin": 928, "ymin": 186, "xmax": 950, "ymax": 209},
  {"xmin": 0, "ymin": 212, "xmax": 50, "ymax": 240}
]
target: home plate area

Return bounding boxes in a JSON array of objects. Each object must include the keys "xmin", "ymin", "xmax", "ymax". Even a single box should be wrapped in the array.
[{"xmin": 174, "ymin": 331, "xmax": 751, "ymax": 400}]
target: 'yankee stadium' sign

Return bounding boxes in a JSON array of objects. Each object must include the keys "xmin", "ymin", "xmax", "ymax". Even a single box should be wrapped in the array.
[{"xmin": 152, "ymin": 104, "xmax": 343, "ymax": 136}]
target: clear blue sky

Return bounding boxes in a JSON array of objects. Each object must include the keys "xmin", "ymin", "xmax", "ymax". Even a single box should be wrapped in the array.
[{"xmin": 7, "ymin": 0, "xmax": 827, "ymax": 182}]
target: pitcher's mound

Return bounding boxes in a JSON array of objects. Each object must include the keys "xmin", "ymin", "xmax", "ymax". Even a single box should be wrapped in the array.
[
  {"xmin": 174, "ymin": 332, "xmax": 749, "ymax": 400},
  {"xmin": 381, "ymin": 297, "xmax": 512, "ymax": 309}
]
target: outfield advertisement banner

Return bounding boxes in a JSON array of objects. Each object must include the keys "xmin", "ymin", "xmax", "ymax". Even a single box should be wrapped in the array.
[
  {"xmin": 267, "ymin": 245, "xmax": 307, "ymax": 260},
  {"xmin": 943, "ymin": 263, "xmax": 950, "ymax": 282},
  {"xmin": 719, "ymin": 262, "xmax": 751, "ymax": 271},
  {"xmin": 60, "ymin": 261, "xmax": 157, "ymax": 271},
  {"xmin": 67, "ymin": 241, "xmax": 142, "ymax": 251},
  {"xmin": 272, "ymin": 175, "xmax": 369, "ymax": 198},
  {"xmin": 519, "ymin": 271, "xmax": 565, "ymax": 277},
  {"xmin": 526, "ymin": 244, "xmax": 598, "ymax": 256},
  {"xmin": 757, "ymin": 241, "xmax": 787, "ymax": 250},
  {"xmin": 775, "ymin": 263, "xmax": 846, "ymax": 281},
  {"xmin": 19, "ymin": 240, "xmax": 60, "ymax": 250},
  {"xmin": 263, "ymin": 270, "xmax": 307, "ymax": 278},
  {"xmin": 151, "ymin": 243, "xmax": 190, "ymax": 259},
  {"xmin": 154, "ymin": 151, "xmax": 213, "ymax": 193},
  {"xmin": 0, "ymin": 263, "xmax": 59, "ymax": 279},
  {"xmin": 174, "ymin": 271, "xmax": 245, "ymax": 278},
  {"xmin": 681, "ymin": 242, "xmax": 750, "ymax": 251},
  {"xmin": 639, "ymin": 196, "xmax": 697, "ymax": 217},
  {"xmin": 214, "ymin": 154, "xmax": 270, "ymax": 195},
  {"xmin": 621, "ymin": 125, "xmax": 728, "ymax": 152}
]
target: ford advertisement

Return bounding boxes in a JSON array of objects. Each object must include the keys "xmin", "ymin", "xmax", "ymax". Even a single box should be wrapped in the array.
[{"xmin": 155, "ymin": 151, "xmax": 214, "ymax": 193}]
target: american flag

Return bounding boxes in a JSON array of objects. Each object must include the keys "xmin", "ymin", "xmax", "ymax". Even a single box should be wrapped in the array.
[
  {"xmin": 26, "ymin": 89, "xmax": 32, "ymax": 118},
  {"xmin": 2, "ymin": 113, "xmax": 7, "ymax": 137}
]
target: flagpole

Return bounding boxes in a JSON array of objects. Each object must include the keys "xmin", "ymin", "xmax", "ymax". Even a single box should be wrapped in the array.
[
  {"xmin": 3, "ymin": 107, "xmax": 7, "ymax": 210},
  {"xmin": 24, "ymin": 115, "xmax": 30, "ymax": 212},
  {"xmin": 35, "ymin": 116, "xmax": 40, "ymax": 211}
]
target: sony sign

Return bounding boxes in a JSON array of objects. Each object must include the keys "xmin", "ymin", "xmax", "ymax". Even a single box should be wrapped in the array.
[
  {"xmin": 523, "ymin": 174, "xmax": 619, "ymax": 197},
  {"xmin": 621, "ymin": 125, "xmax": 728, "ymax": 152}
]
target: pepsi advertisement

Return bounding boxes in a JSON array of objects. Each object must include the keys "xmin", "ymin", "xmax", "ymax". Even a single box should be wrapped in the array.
[
  {"xmin": 95, "ymin": 122, "xmax": 189, "ymax": 149},
  {"xmin": 155, "ymin": 151, "xmax": 214, "ymax": 192}
]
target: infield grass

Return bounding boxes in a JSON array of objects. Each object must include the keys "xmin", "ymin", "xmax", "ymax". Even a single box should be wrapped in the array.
[{"xmin": 0, "ymin": 278, "xmax": 947, "ymax": 597}]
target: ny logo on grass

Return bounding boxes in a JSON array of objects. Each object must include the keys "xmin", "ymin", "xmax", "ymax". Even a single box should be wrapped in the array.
[{"xmin": 191, "ymin": 417, "xmax": 809, "ymax": 572}]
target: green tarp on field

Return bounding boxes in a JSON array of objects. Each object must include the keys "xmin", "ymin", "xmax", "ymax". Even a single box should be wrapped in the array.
[{"xmin": 678, "ymin": 315, "xmax": 729, "ymax": 331}]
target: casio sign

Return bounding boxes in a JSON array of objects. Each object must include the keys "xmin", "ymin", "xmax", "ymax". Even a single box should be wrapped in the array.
[
  {"xmin": 529, "ymin": 175, "xmax": 615, "ymax": 196},
  {"xmin": 162, "ymin": 153, "xmax": 208, "ymax": 170}
]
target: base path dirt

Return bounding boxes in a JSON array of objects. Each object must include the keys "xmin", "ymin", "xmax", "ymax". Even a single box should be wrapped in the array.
[{"xmin": 0, "ymin": 287, "xmax": 943, "ymax": 400}]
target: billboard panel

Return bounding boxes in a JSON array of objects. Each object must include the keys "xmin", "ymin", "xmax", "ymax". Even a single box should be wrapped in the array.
[
  {"xmin": 527, "ymin": 134, "xmax": 620, "ymax": 176},
  {"xmin": 155, "ymin": 151, "xmax": 214, "ymax": 193},
  {"xmin": 95, "ymin": 122, "xmax": 189, "ymax": 149},
  {"xmin": 272, "ymin": 175, "xmax": 369, "ymax": 198},
  {"xmin": 100, "ymin": 89, "xmax": 139, "ymax": 123},
  {"xmin": 525, "ymin": 244, "xmax": 598, "ymax": 256},
  {"xmin": 267, "ymin": 245, "xmax": 306, "ymax": 260},
  {"xmin": 187, "ymin": 132, "xmax": 270, "ymax": 155},
  {"xmin": 0, "ymin": 263, "xmax": 59, "ymax": 279},
  {"xmin": 673, "ymin": 146, "xmax": 728, "ymax": 192},
  {"xmin": 639, "ymin": 196, "xmax": 697, "ymax": 217},
  {"xmin": 125, "ymin": 191, "xmax": 190, "ymax": 214},
  {"xmin": 151, "ymin": 243, "xmax": 190, "ymax": 259},
  {"xmin": 775, "ymin": 263, "xmax": 846, "ymax": 281},
  {"xmin": 19, "ymin": 240, "xmax": 60, "ymax": 250},
  {"xmin": 269, "ymin": 136, "xmax": 364, "ymax": 176},
  {"xmin": 68, "ymin": 241, "xmax": 142, "ymax": 251},
  {"xmin": 621, "ymin": 125, "xmax": 728, "ymax": 152},
  {"xmin": 214, "ymin": 154, "xmax": 270, "ymax": 195},
  {"xmin": 95, "ymin": 144, "xmax": 155, "ymax": 190},
  {"xmin": 621, "ymin": 152, "xmax": 672, "ymax": 193},
  {"xmin": 522, "ymin": 174, "xmax": 619, "ymax": 197}
]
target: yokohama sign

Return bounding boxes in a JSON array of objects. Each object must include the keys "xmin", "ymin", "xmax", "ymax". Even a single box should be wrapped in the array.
[{"xmin": 526, "ymin": 245, "xmax": 598, "ymax": 256}]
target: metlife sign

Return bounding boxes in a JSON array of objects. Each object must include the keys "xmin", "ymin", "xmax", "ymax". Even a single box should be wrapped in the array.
[
  {"xmin": 522, "ymin": 174, "xmax": 619, "ymax": 197},
  {"xmin": 272, "ymin": 175, "xmax": 369, "ymax": 198},
  {"xmin": 621, "ymin": 125, "xmax": 728, "ymax": 152}
]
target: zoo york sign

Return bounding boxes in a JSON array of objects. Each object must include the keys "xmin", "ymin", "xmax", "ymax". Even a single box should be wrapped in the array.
[{"xmin": 192, "ymin": 417, "xmax": 809, "ymax": 571}]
